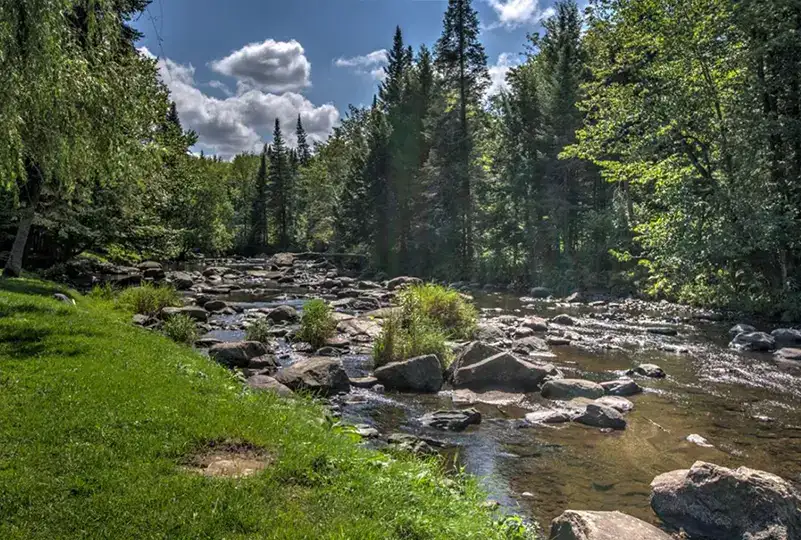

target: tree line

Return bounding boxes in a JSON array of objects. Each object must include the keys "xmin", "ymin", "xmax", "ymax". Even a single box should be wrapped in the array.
[{"xmin": 4, "ymin": 0, "xmax": 801, "ymax": 317}]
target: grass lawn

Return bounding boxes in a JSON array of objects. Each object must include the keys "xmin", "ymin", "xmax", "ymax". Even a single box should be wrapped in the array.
[{"xmin": 0, "ymin": 278, "xmax": 535, "ymax": 539}]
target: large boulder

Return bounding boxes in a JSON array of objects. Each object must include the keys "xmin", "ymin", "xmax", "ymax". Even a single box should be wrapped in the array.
[
  {"xmin": 160, "ymin": 306, "xmax": 208, "ymax": 322},
  {"xmin": 542, "ymin": 379, "xmax": 605, "ymax": 400},
  {"xmin": 775, "ymin": 348, "xmax": 801, "ymax": 361},
  {"xmin": 600, "ymin": 378, "xmax": 643, "ymax": 396},
  {"xmin": 729, "ymin": 331, "xmax": 776, "ymax": 352},
  {"xmin": 267, "ymin": 305, "xmax": 299, "ymax": 323},
  {"xmin": 771, "ymin": 328, "xmax": 801, "ymax": 348},
  {"xmin": 475, "ymin": 323, "xmax": 506, "ymax": 342},
  {"xmin": 529, "ymin": 286, "xmax": 551, "ymax": 298},
  {"xmin": 374, "ymin": 355, "xmax": 443, "ymax": 393},
  {"xmin": 386, "ymin": 276, "xmax": 423, "ymax": 290},
  {"xmin": 169, "ymin": 271, "xmax": 195, "ymax": 290},
  {"xmin": 575, "ymin": 403, "xmax": 626, "ymax": 430},
  {"xmin": 209, "ymin": 341, "xmax": 268, "ymax": 368},
  {"xmin": 729, "ymin": 323, "xmax": 757, "ymax": 337},
  {"xmin": 548, "ymin": 510, "xmax": 672, "ymax": 540},
  {"xmin": 246, "ymin": 374, "xmax": 293, "ymax": 397},
  {"xmin": 273, "ymin": 357, "xmax": 351, "ymax": 396},
  {"xmin": 551, "ymin": 314, "xmax": 577, "ymax": 326},
  {"xmin": 522, "ymin": 317, "xmax": 549, "ymax": 332},
  {"xmin": 419, "ymin": 408, "xmax": 481, "ymax": 431},
  {"xmin": 452, "ymin": 348, "xmax": 557, "ymax": 392},
  {"xmin": 651, "ymin": 461, "xmax": 801, "ymax": 540}
]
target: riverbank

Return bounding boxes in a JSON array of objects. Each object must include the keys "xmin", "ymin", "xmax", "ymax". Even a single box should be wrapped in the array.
[{"xmin": 0, "ymin": 278, "xmax": 533, "ymax": 539}]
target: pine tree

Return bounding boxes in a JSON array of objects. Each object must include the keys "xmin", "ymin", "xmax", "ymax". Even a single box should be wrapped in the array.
[
  {"xmin": 296, "ymin": 114, "xmax": 311, "ymax": 165},
  {"xmin": 432, "ymin": 0, "xmax": 490, "ymax": 276},
  {"xmin": 249, "ymin": 146, "xmax": 269, "ymax": 250},
  {"xmin": 364, "ymin": 98, "xmax": 392, "ymax": 271},
  {"xmin": 268, "ymin": 118, "xmax": 292, "ymax": 249},
  {"xmin": 166, "ymin": 102, "xmax": 182, "ymax": 132}
]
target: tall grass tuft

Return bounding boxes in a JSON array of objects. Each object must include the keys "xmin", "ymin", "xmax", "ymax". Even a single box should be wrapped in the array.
[
  {"xmin": 245, "ymin": 318, "xmax": 273, "ymax": 343},
  {"xmin": 163, "ymin": 314, "xmax": 198, "ymax": 345},
  {"xmin": 117, "ymin": 283, "xmax": 180, "ymax": 315},
  {"xmin": 373, "ymin": 312, "xmax": 451, "ymax": 368},
  {"xmin": 398, "ymin": 284, "xmax": 477, "ymax": 340},
  {"xmin": 298, "ymin": 299, "xmax": 337, "ymax": 349}
]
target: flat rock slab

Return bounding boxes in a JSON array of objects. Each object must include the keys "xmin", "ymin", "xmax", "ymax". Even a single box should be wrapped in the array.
[
  {"xmin": 600, "ymin": 378, "xmax": 643, "ymax": 396},
  {"xmin": 549, "ymin": 510, "xmax": 672, "ymax": 540},
  {"xmin": 273, "ymin": 357, "xmax": 351, "ymax": 396},
  {"xmin": 575, "ymin": 404, "xmax": 626, "ymax": 430},
  {"xmin": 420, "ymin": 408, "xmax": 482, "ymax": 431},
  {"xmin": 374, "ymin": 355, "xmax": 443, "ymax": 393},
  {"xmin": 542, "ymin": 379, "xmax": 605, "ymax": 400}
]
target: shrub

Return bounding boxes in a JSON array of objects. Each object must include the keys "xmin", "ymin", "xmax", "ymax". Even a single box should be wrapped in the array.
[
  {"xmin": 117, "ymin": 283, "xmax": 180, "ymax": 315},
  {"xmin": 162, "ymin": 314, "xmax": 198, "ymax": 345},
  {"xmin": 373, "ymin": 312, "xmax": 451, "ymax": 368},
  {"xmin": 89, "ymin": 282, "xmax": 116, "ymax": 301},
  {"xmin": 298, "ymin": 299, "xmax": 337, "ymax": 349},
  {"xmin": 245, "ymin": 318, "xmax": 273, "ymax": 343},
  {"xmin": 398, "ymin": 283, "xmax": 477, "ymax": 340}
]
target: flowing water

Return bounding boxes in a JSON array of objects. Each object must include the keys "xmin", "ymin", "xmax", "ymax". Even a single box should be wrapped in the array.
[{"xmin": 194, "ymin": 266, "xmax": 801, "ymax": 529}]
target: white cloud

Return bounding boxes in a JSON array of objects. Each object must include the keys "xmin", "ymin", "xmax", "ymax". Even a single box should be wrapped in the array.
[
  {"xmin": 486, "ymin": 0, "xmax": 554, "ymax": 29},
  {"xmin": 207, "ymin": 80, "xmax": 233, "ymax": 97},
  {"xmin": 139, "ymin": 46, "xmax": 339, "ymax": 158},
  {"xmin": 488, "ymin": 53, "xmax": 520, "ymax": 96},
  {"xmin": 209, "ymin": 39, "xmax": 311, "ymax": 93},
  {"xmin": 334, "ymin": 49, "xmax": 388, "ymax": 81}
]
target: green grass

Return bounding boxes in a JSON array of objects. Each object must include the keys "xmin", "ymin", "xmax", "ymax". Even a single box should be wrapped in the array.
[
  {"xmin": 399, "ymin": 284, "xmax": 477, "ymax": 340},
  {"xmin": 0, "ymin": 278, "xmax": 536, "ymax": 539},
  {"xmin": 162, "ymin": 313, "xmax": 199, "ymax": 344},
  {"xmin": 116, "ymin": 282, "xmax": 181, "ymax": 316},
  {"xmin": 298, "ymin": 299, "xmax": 337, "ymax": 349},
  {"xmin": 245, "ymin": 318, "xmax": 273, "ymax": 343},
  {"xmin": 373, "ymin": 313, "xmax": 452, "ymax": 369}
]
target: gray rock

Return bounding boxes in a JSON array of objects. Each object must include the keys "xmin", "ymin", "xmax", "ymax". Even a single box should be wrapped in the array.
[
  {"xmin": 627, "ymin": 363, "xmax": 666, "ymax": 378},
  {"xmin": 600, "ymin": 378, "xmax": 643, "ymax": 396},
  {"xmin": 525, "ymin": 409, "xmax": 575, "ymax": 425},
  {"xmin": 729, "ymin": 323, "xmax": 757, "ymax": 337},
  {"xmin": 273, "ymin": 357, "xmax": 351, "ymax": 397},
  {"xmin": 453, "ymin": 350, "xmax": 557, "ymax": 392},
  {"xmin": 420, "ymin": 408, "xmax": 481, "ymax": 431},
  {"xmin": 142, "ymin": 267, "xmax": 165, "ymax": 280},
  {"xmin": 514, "ymin": 336, "xmax": 550, "ymax": 353},
  {"xmin": 387, "ymin": 433, "xmax": 436, "ymax": 455},
  {"xmin": 771, "ymin": 328, "xmax": 801, "ymax": 348},
  {"xmin": 248, "ymin": 355, "xmax": 279, "ymax": 370},
  {"xmin": 267, "ymin": 305, "xmax": 299, "ymax": 323},
  {"xmin": 353, "ymin": 424, "xmax": 379, "ymax": 438},
  {"xmin": 349, "ymin": 376, "xmax": 379, "ymax": 388},
  {"xmin": 542, "ymin": 379, "xmax": 605, "ymax": 400},
  {"xmin": 547, "ymin": 336, "xmax": 572, "ymax": 346},
  {"xmin": 169, "ymin": 271, "xmax": 195, "ymax": 290},
  {"xmin": 522, "ymin": 316, "xmax": 549, "ymax": 331},
  {"xmin": 374, "ymin": 355, "xmax": 443, "ymax": 393},
  {"xmin": 246, "ymin": 374, "xmax": 293, "ymax": 396},
  {"xmin": 775, "ymin": 348, "xmax": 801, "ymax": 361},
  {"xmin": 551, "ymin": 314, "xmax": 577, "ymax": 326},
  {"xmin": 575, "ymin": 403, "xmax": 626, "ymax": 430},
  {"xmin": 686, "ymin": 434, "xmax": 714, "ymax": 448},
  {"xmin": 646, "ymin": 326, "xmax": 678, "ymax": 336},
  {"xmin": 209, "ymin": 341, "xmax": 268, "ymax": 368},
  {"xmin": 202, "ymin": 266, "xmax": 231, "ymax": 278},
  {"xmin": 549, "ymin": 510, "xmax": 672, "ymax": 540},
  {"xmin": 565, "ymin": 292, "xmax": 584, "ymax": 303},
  {"xmin": 161, "ymin": 306, "xmax": 208, "ymax": 322},
  {"xmin": 194, "ymin": 337, "xmax": 223, "ymax": 348},
  {"xmin": 386, "ymin": 276, "xmax": 423, "ymax": 290},
  {"xmin": 53, "ymin": 293, "xmax": 75, "ymax": 305},
  {"xmin": 315, "ymin": 346, "xmax": 341, "ymax": 357},
  {"xmin": 729, "ymin": 331, "xmax": 776, "ymax": 352},
  {"xmin": 203, "ymin": 300, "xmax": 228, "ymax": 312},
  {"xmin": 594, "ymin": 395, "xmax": 634, "ymax": 413},
  {"xmin": 651, "ymin": 461, "xmax": 801, "ymax": 540},
  {"xmin": 529, "ymin": 286, "xmax": 551, "ymax": 298},
  {"xmin": 514, "ymin": 326, "xmax": 536, "ymax": 339},
  {"xmin": 475, "ymin": 323, "xmax": 505, "ymax": 342},
  {"xmin": 137, "ymin": 261, "xmax": 162, "ymax": 271}
]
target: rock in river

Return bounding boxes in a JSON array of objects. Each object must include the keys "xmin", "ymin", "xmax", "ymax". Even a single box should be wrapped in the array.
[
  {"xmin": 451, "ymin": 343, "xmax": 557, "ymax": 392},
  {"xmin": 729, "ymin": 331, "xmax": 776, "ymax": 352},
  {"xmin": 541, "ymin": 379, "xmax": 605, "ymax": 400},
  {"xmin": 386, "ymin": 276, "xmax": 423, "ymax": 290},
  {"xmin": 651, "ymin": 461, "xmax": 801, "ymax": 540},
  {"xmin": 627, "ymin": 363, "xmax": 666, "ymax": 378},
  {"xmin": 771, "ymin": 328, "xmax": 801, "ymax": 348},
  {"xmin": 522, "ymin": 316, "xmax": 549, "ymax": 332},
  {"xmin": 420, "ymin": 408, "xmax": 482, "ymax": 431},
  {"xmin": 775, "ymin": 348, "xmax": 801, "ymax": 361},
  {"xmin": 548, "ymin": 510, "xmax": 672, "ymax": 540},
  {"xmin": 374, "ymin": 354, "xmax": 443, "ymax": 393},
  {"xmin": 551, "ymin": 314, "xmax": 577, "ymax": 326},
  {"xmin": 267, "ymin": 305, "xmax": 299, "ymax": 323},
  {"xmin": 600, "ymin": 378, "xmax": 643, "ymax": 396},
  {"xmin": 729, "ymin": 323, "xmax": 757, "ymax": 337},
  {"xmin": 575, "ymin": 403, "xmax": 626, "ymax": 430},
  {"xmin": 246, "ymin": 374, "xmax": 293, "ymax": 397},
  {"xmin": 273, "ymin": 357, "xmax": 351, "ymax": 396},
  {"xmin": 160, "ymin": 305, "xmax": 208, "ymax": 322},
  {"xmin": 209, "ymin": 341, "xmax": 268, "ymax": 368}
]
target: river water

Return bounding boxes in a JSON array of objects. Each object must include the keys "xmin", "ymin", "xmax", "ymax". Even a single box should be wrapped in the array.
[{"xmin": 193, "ymin": 265, "xmax": 801, "ymax": 530}]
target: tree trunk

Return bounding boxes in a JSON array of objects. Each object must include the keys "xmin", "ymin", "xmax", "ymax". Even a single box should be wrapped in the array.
[{"xmin": 4, "ymin": 165, "xmax": 44, "ymax": 277}]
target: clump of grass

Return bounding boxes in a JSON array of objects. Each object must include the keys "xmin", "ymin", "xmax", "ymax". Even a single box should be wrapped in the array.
[
  {"xmin": 89, "ymin": 282, "xmax": 116, "ymax": 301},
  {"xmin": 117, "ymin": 282, "xmax": 180, "ymax": 315},
  {"xmin": 298, "ymin": 299, "xmax": 337, "ymax": 348},
  {"xmin": 373, "ymin": 312, "xmax": 451, "ymax": 368},
  {"xmin": 398, "ymin": 283, "xmax": 477, "ymax": 340},
  {"xmin": 163, "ymin": 314, "xmax": 198, "ymax": 345},
  {"xmin": 245, "ymin": 318, "xmax": 272, "ymax": 343}
]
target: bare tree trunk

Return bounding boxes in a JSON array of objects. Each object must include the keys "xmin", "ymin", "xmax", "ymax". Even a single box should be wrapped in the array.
[{"xmin": 3, "ymin": 165, "xmax": 43, "ymax": 278}]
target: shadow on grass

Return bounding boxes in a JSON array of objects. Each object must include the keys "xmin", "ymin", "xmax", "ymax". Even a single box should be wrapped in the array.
[
  {"xmin": 0, "ymin": 278, "xmax": 65, "ymax": 298},
  {"xmin": 0, "ymin": 324, "xmax": 97, "ymax": 360}
]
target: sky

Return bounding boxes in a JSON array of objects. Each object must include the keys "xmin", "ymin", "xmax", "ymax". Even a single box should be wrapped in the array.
[{"xmin": 133, "ymin": 0, "xmax": 557, "ymax": 157}]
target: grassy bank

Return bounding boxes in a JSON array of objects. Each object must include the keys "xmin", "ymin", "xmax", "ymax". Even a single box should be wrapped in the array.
[{"xmin": 0, "ymin": 278, "xmax": 533, "ymax": 539}]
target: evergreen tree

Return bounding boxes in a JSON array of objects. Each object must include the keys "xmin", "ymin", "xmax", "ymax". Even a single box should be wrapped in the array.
[
  {"xmin": 249, "ymin": 146, "xmax": 269, "ymax": 250},
  {"xmin": 268, "ymin": 118, "xmax": 292, "ymax": 249},
  {"xmin": 166, "ymin": 102, "xmax": 183, "ymax": 133},
  {"xmin": 432, "ymin": 0, "xmax": 490, "ymax": 276},
  {"xmin": 296, "ymin": 114, "xmax": 311, "ymax": 165}
]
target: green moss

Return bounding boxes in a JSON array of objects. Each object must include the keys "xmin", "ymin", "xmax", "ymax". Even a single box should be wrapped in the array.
[{"xmin": 0, "ymin": 278, "xmax": 537, "ymax": 539}]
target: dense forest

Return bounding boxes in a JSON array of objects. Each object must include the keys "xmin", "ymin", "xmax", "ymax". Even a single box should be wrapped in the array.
[{"xmin": 3, "ymin": 0, "xmax": 801, "ymax": 317}]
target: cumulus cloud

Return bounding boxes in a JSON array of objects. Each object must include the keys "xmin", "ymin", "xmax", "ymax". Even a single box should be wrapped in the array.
[
  {"xmin": 209, "ymin": 39, "xmax": 311, "ymax": 93},
  {"xmin": 207, "ymin": 80, "xmax": 233, "ymax": 97},
  {"xmin": 139, "ymin": 46, "xmax": 339, "ymax": 158},
  {"xmin": 486, "ymin": 0, "xmax": 555, "ymax": 29},
  {"xmin": 488, "ymin": 53, "xmax": 520, "ymax": 96},
  {"xmin": 334, "ymin": 49, "xmax": 388, "ymax": 81}
]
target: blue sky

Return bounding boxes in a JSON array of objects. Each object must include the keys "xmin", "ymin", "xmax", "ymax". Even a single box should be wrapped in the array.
[{"xmin": 134, "ymin": 0, "xmax": 556, "ymax": 157}]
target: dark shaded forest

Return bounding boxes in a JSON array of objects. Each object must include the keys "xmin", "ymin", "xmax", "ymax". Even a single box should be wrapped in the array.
[{"xmin": 4, "ymin": 0, "xmax": 801, "ymax": 317}]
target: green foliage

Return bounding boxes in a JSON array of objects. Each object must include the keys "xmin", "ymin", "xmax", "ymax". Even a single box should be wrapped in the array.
[
  {"xmin": 373, "ymin": 312, "xmax": 451, "ymax": 368},
  {"xmin": 89, "ymin": 282, "xmax": 116, "ymax": 301},
  {"xmin": 245, "ymin": 318, "xmax": 273, "ymax": 343},
  {"xmin": 298, "ymin": 299, "xmax": 337, "ymax": 349},
  {"xmin": 162, "ymin": 314, "xmax": 198, "ymax": 345},
  {"xmin": 0, "ymin": 278, "xmax": 534, "ymax": 539},
  {"xmin": 399, "ymin": 284, "xmax": 477, "ymax": 340},
  {"xmin": 116, "ymin": 283, "xmax": 180, "ymax": 316}
]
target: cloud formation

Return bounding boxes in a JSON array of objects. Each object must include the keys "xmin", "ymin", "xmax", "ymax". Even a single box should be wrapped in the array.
[
  {"xmin": 209, "ymin": 39, "xmax": 311, "ymax": 93},
  {"xmin": 140, "ymin": 46, "xmax": 339, "ymax": 158},
  {"xmin": 334, "ymin": 49, "xmax": 388, "ymax": 81},
  {"xmin": 486, "ymin": 0, "xmax": 555, "ymax": 28},
  {"xmin": 488, "ymin": 53, "xmax": 520, "ymax": 96}
]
